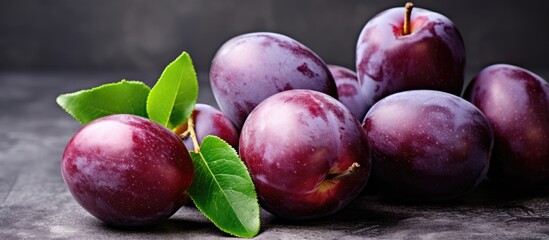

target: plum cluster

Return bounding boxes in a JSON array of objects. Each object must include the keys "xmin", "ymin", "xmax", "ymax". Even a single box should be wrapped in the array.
[
  {"xmin": 61, "ymin": 2, "xmax": 549, "ymax": 227},
  {"xmin": 207, "ymin": 2, "xmax": 549, "ymax": 217}
]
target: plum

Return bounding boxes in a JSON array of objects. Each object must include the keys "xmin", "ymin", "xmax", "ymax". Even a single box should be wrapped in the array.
[
  {"xmin": 328, "ymin": 65, "xmax": 369, "ymax": 121},
  {"xmin": 356, "ymin": 3, "xmax": 465, "ymax": 105},
  {"xmin": 210, "ymin": 32, "xmax": 337, "ymax": 129},
  {"xmin": 464, "ymin": 64, "xmax": 549, "ymax": 191},
  {"xmin": 175, "ymin": 103, "xmax": 239, "ymax": 151},
  {"xmin": 239, "ymin": 89, "xmax": 370, "ymax": 220},
  {"xmin": 61, "ymin": 114, "xmax": 194, "ymax": 226},
  {"xmin": 363, "ymin": 90, "xmax": 492, "ymax": 200}
]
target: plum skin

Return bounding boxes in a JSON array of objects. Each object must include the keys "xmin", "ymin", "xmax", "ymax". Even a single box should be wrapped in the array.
[
  {"xmin": 356, "ymin": 6, "xmax": 465, "ymax": 105},
  {"xmin": 61, "ymin": 114, "xmax": 194, "ymax": 226},
  {"xmin": 175, "ymin": 103, "xmax": 239, "ymax": 151},
  {"xmin": 463, "ymin": 64, "xmax": 549, "ymax": 190},
  {"xmin": 363, "ymin": 90, "xmax": 493, "ymax": 200},
  {"xmin": 239, "ymin": 89, "xmax": 371, "ymax": 220},
  {"xmin": 328, "ymin": 65, "xmax": 369, "ymax": 121},
  {"xmin": 210, "ymin": 32, "xmax": 337, "ymax": 129}
]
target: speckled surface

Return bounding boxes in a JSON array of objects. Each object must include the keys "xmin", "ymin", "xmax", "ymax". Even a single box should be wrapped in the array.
[{"xmin": 1, "ymin": 72, "xmax": 549, "ymax": 239}]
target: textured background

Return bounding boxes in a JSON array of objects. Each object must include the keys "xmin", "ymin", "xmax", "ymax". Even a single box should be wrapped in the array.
[{"xmin": 1, "ymin": 0, "xmax": 548, "ymax": 75}]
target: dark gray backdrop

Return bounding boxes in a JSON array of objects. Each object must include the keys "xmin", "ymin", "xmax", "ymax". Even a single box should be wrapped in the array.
[{"xmin": 1, "ymin": 0, "xmax": 548, "ymax": 75}]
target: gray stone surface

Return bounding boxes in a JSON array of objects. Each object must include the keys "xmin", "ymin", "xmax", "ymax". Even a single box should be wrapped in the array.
[{"xmin": 1, "ymin": 72, "xmax": 549, "ymax": 239}]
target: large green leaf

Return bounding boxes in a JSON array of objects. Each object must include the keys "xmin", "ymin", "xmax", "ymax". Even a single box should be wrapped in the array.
[
  {"xmin": 56, "ymin": 80, "xmax": 150, "ymax": 124},
  {"xmin": 188, "ymin": 136, "xmax": 260, "ymax": 238},
  {"xmin": 146, "ymin": 52, "xmax": 198, "ymax": 129}
]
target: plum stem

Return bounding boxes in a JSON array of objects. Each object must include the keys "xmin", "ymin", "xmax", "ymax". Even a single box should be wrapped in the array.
[
  {"xmin": 179, "ymin": 129, "xmax": 191, "ymax": 139},
  {"xmin": 180, "ymin": 117, "xmax": 200, "ymax": 153},
  {"xmin": 327, "ymin": 162, "xmax": 361, "ymax": 180},
  {"xmin": 403, "ymin": 2, "xmax": 414, "ymax": 35}
]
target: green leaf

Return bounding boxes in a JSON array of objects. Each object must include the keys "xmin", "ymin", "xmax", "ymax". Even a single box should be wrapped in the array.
[
  {"xmin": 146, "ymin": 52, "xmax": 199, "ymax": 129},
  {"xmin": 188, "ymin": 136, "xmax": 260, "ymax": 238},
  {"xmin": 56, "ymin": 80, "xmax": 150, "ymax": 124}
]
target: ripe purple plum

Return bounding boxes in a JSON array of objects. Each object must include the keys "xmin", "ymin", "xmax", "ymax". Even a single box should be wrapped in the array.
[
  {"xmin": 240, "ymin": 90, "xmax": 371, "ymax": 220},
  {"xmin": 175, "ymin": 103, "xmax": 239, "ymax": 151},
  {"xmin": 210, "ymin": 32, "xmax": 338, "ymax": 129},
  {"xmin": 328, "ymin": 65, "xmax": 369, "ymax": 121},
  {"xmin": 363, "ymin": 90, "xmax": 493, "ymax": 200},
  {"xmin": 464, "ymin": 64, "xmax": 549, "ymax": 190},
  {"xmin": 61, "ymin": 114, "xmax": 194, "ymax": 226},
  {"xmin": 356, "ymin": 3, "xmax": 465, "ymax": 105}
]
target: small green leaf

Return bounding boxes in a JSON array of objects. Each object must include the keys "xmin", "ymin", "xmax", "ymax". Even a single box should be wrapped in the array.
[
  {"xmin": 56, "ymin": 80, "xmax": 150, "ymax": 124},
  {"xmin": 147, "ymin": 52, "xmax": 199, "ymax": 129},
  {"xmin": 188, "ymin": 136, "xmax": 260, "ymax": 238}
]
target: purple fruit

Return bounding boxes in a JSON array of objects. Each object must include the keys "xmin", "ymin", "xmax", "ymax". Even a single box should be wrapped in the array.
[
  {"xmin": 61, "ymin": 114, "xmax": 194, "ymax": 226},
  {"xmin": 210, "ymin": 32, "xmax": 337, "ymax": 129},
  {"xmin": 363, "ymin": 90, "xmax": 492, "ymax": 200},
  {"xmin": 240, "ymin": 89, "xmax": 370, "ymax": 220},
  {"xmin": 328, "ymin": 65, "xmax": 369, "ymax": 121},
  {"xmin": 356, "ymin": 3, "xmax": 465, "ymax": 105},
  {"xmin": 464, "ymin": 64, "xmax": 549, "ymax": 190},
  {"xmin": 175, "ymin": 103, "xmax": 239, "ymax": 151}
]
